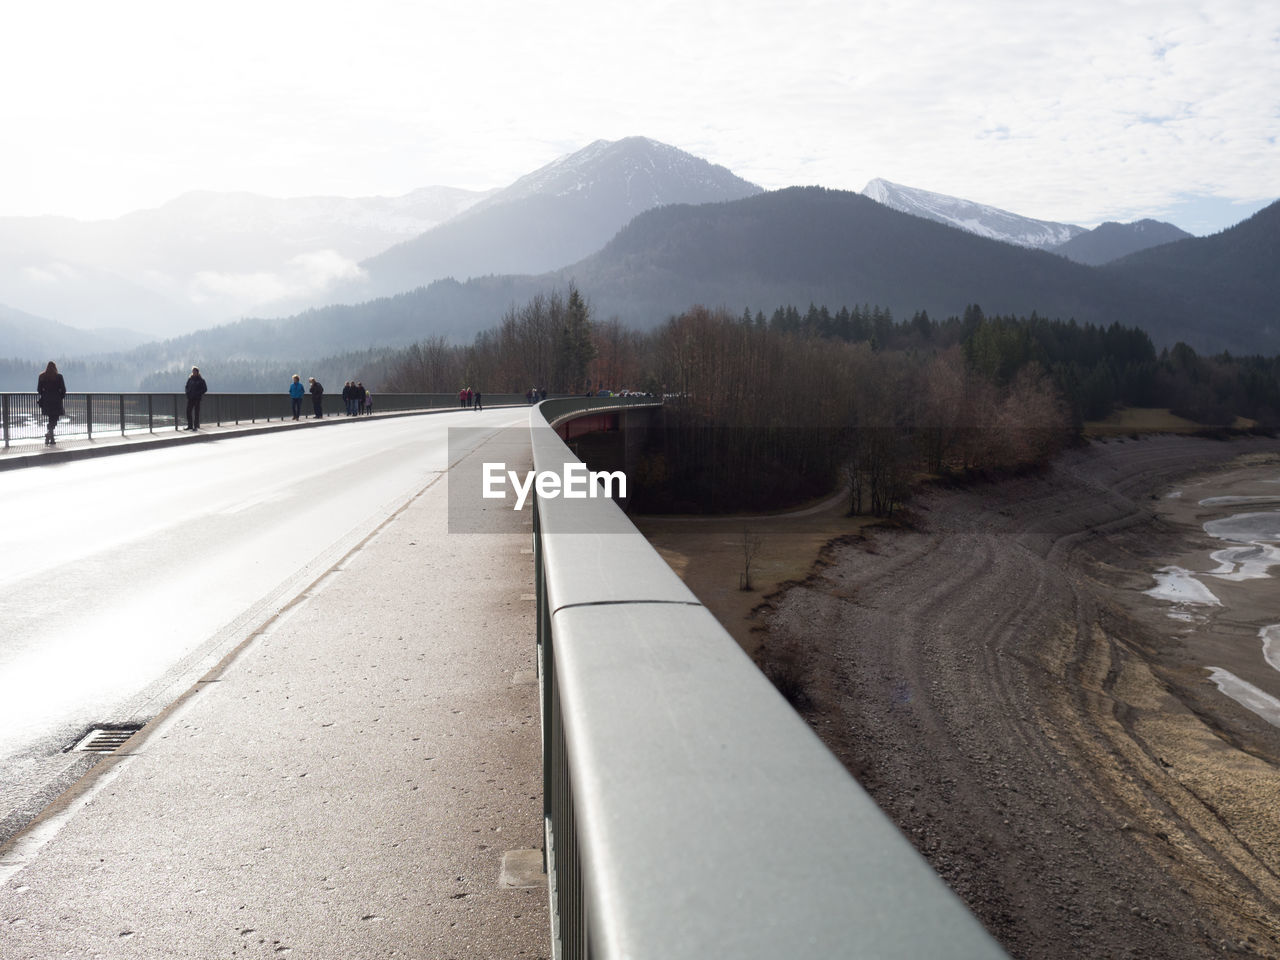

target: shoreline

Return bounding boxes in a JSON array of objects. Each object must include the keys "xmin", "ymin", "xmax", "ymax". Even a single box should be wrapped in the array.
[
  {"xmin": 1134, "ymin": 458, "xmax": 1280, "ymax": 734},
  {"xmin": 759, "ymin": 434, "xmax": 1280, "ymax": 960}
]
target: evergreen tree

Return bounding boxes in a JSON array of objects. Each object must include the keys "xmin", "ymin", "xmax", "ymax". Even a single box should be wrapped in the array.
[{"xmin": 553, "ymin": 286, "xmax": 596, "ymax": 392}]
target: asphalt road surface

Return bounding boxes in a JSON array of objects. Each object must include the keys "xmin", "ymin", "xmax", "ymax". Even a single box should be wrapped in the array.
[{"xmin": 0, "ymin": 408, "xmax": 529, "ymax": 845}]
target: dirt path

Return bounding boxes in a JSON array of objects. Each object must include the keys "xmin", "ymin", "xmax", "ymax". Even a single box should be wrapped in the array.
[{"xmin": 761, "ymin": 435, "xmax": 1280, "ymax": 960}]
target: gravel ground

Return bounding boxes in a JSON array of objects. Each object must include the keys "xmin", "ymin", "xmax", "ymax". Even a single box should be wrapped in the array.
[{"xmin": 762, "ymin": 435, "xmax": 1280, "ymax": 960}]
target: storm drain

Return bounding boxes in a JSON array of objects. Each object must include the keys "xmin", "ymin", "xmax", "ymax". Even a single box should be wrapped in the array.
[{"xmin": 69, "ymin": 725, "xmax": 145, "ymax": 754}]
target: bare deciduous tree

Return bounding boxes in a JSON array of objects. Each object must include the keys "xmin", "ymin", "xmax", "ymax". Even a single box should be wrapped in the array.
[{"xmin": 740, "ymin": 527, "xmax": 763, "ymax": 591}]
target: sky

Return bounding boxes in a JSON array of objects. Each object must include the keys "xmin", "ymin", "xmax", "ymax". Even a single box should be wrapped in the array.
[{"xmin": 1, "ymin": 0, "xmax": 1277, "ymax": 236}]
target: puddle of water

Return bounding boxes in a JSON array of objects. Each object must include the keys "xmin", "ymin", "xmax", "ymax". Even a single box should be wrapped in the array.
[
  {"xmin": 1203, "ymin": 510, "xmax": 1280, "ymax": 544},
  {"xmin": 1206, "ymin": 667, "xmax": 1280, "ymax": 729},
  {"xmin": 1263, "ymin": 624, "xmax": 1280, "ymax": 674},
  {"xmin": 1144, "ymin": 566, "xmax": 1222, "ymax": 606},
  {"xmin": 1208, "ymin": 543, "xmax": 1280, "ymax": 581}
]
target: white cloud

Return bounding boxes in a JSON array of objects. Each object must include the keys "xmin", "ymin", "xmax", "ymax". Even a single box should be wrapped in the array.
[
  {"xmin": 0, "ymin": 0, "xmax": 1275, "ymax": 232},
  {"xmin": 21, "ymin": 263, "xmax": 79, "ymax": 285},
  {"xmin": 190, "ymin": 250, "xmax": 366, "ymax": 309}
]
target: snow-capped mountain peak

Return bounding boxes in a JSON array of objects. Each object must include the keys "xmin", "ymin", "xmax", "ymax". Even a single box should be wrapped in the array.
[
  {"xmin": 863, "ymin": 178, "xmax": 1086, "ymax": 249},
  {"xmin": 474, "ymin": 136, "xmax": 761, "ymax": 214}
]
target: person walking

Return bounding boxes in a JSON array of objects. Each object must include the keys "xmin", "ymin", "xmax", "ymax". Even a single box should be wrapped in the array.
[
  {"xmin": 309, "ymin": 377, "xmax": 324, "ymax": 418},
  {"xmin": 473, "ymin": 389, "xmax": 482, "ymax": 411},
  {"xmin": 355, "ymin": 381, "xmax": 367, "ymax": 416},
  {"xmin": 36, "ymin": 361, "xmax": 67, "ymax": 446},
  {"xmin": 184, "ymin": 366, "xmax": 207, "ymax": 431},
  {"xmin": 289, "ymin": 374, "xmax": 305, "ymax": 420},
  {"xmin": 364, "ymin": 388, "xmax": 373, "ymax": 416}
]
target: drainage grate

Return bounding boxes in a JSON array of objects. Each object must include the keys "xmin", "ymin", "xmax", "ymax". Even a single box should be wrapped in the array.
[{"xmin": 69, "ymin": 725, "xmax": 145, "ymax": 754}]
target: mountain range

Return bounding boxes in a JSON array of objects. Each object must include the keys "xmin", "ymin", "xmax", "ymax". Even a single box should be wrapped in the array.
[
  {"xmin": 2, "ymin": 137, "xmax": 1276, "ymax": 384},
  {"xmin": 862, "ymin": 178, "xmax": 1193, "ymax": 263},
  {"xmin": 124, "ymin": 185, "xmax": 1278, "ymax": 376},
  {"xmin": 862, "ymin": 178, "xmax": 1087, "ymax": 249},
  {"xmin": 351, "ymin": 137, "xmax": 762, "ymax": 299},
  {"xmin": 0, "ymin": 185, "xmax": 491, "ymax": 337},
  {"xmin": 566, "ymin": 187, "xmax": 1276, "ymax": 354}
]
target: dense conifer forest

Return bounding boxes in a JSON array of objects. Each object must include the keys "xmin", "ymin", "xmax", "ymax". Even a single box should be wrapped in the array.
[{"xmin": 375, "ymin": 290, "xmax": 1279, "ymax": 514}]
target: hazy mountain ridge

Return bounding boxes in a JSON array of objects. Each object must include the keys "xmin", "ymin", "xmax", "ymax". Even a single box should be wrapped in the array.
[
  {"xmin": 565, "ymin": 187, "xmax": 1278, "ymax": 354},
  {"xmin": 1101, "ymin": 202, "xmax": 1280, "ymax": 351},
  {"xmin": 5, "ymin": 139, "xmax": 1277, "ymax": 387},
  {"xmin": 565, "ymin": 187, "xmax": 1136, "ymax": 330},
  {"xmin": 1052, "ymin": 219, "xmax": 1193, "ymax": 266},
  {"xmin": 353, "ymin": 137, "xmax": 763, "ymax": 297},
  {"xmin": 126, "ymin": 187, "xmax": 494, "ymax": 259},
  {"xmin": 148, "ymin": 186, "xmax": 1277, "ymax": 378},
  {"xmin": 1, "ymin": 301, "xmax": 151, "ymax": 364},
  {"xmin": 0, "ymin": 185, "xmax": 492, "ymax": 338},
  {"xmin": 476, "ymin": 137, "xmax": 757, "ymax": 209}
]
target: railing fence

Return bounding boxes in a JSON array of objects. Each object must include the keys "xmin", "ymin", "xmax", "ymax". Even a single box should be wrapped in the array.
[
  {"xmin": 1, "ymin": 391, "xmax": 535, "ymax": 451},
  {"xmin": 531, "ymin": 396, "xmax": 1008, "ymax": 960}
]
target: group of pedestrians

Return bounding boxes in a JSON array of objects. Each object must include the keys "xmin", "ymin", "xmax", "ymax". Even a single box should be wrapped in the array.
[
  {"xmin": 30, "ymin": 361, "xmax": 504, "ymax": 448},
  {"xmin": 525, "ymin": 387, "xmax": 547, "ymax": 404},
  {"xmin": 342, "ymin": 381, "xmax": 372, "ymax": 416},
  {"xmin": 188, "ymin": 371, "xmax": 371, "ymax": 424},
  {"xmin": 288, "ymin": 375, "xmax": 329, "ymax": 419},
  {"xmin": 35, "ymin": 362, "xmax": 207, "ymax": 443}
]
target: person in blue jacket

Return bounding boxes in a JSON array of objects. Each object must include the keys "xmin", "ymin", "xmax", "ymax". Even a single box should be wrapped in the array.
[{"xmin": 289, "ymin": 374, "xmax": 305, "ymax": 420}]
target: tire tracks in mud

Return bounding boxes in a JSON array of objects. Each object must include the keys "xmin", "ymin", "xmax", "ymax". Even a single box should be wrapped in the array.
[{"xmin": 764, "ymin": 436, "xmax": 1280, "ymax": 960}]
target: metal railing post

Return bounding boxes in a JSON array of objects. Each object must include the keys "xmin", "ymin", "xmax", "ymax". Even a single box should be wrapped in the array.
[
  {"xmin": 86, "ymin": 395, "xmax": 93, "ymax": 441},
  {"xmin": 2, "ymin": 394, "xmax": 9, "ymax": 449},
  {"xmin": 148, "ymin": 395, "xmax": 154, "ymax": 434},
  {"xmin": 535, "ymin": 499, "xmax": 552, "ymax": 827},
  {"xmin": 119, "ymin": 395, "xmax": 126, "ymax": 436}
]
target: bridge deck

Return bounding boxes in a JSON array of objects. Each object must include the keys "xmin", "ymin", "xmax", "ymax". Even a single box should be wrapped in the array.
[{"xmin": 0, "ymin": 424, "xmax": 550, "ymax": 958}]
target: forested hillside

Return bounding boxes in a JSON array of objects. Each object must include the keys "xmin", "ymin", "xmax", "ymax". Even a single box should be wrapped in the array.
[
  {"xmin": 11, "ymin": 187, "xmax": 1277, "ymax": 389},
  {"xmin": 379, "ymin": 290, "xmax": 1280, "ymax": 514},
  {"xmin": 1105, "ymin": 201, "xmax": 1280, "ymax": 352},
  {"xmin": 567, "ymin": 188, "xmax": 1280, "ymax": 355}
]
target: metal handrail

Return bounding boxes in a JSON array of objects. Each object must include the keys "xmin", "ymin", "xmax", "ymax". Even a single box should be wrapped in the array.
[
  {"xmin": 530, "ymin": 397, "xmax": 1008, "ymax": 960},
  {"xmin": 0, "ymin": 391, "xmax": 533, "ymax": 451}
]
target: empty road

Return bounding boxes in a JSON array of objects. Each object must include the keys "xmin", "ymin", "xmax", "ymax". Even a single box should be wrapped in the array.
[{"xmin": 0, "ymin": 408, "xmax": 529, "ymax": 844}]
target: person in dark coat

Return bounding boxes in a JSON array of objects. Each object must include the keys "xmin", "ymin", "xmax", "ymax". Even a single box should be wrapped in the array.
[
  {"xmin": 185, "ymin": 366, "xmax": 207, "ymax": 430},
  {"xmin": 309, "ymin": 377, "xmax": 324, "ymax": 418},
  {"xmin": 36, "ymin": 361, "xmax": 67, "ymax": 445}
]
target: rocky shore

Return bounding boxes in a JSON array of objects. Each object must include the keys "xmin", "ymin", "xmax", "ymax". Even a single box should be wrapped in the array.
[{"xmin": 763, "ymin": 435, "xmax": 1280, "ymax": 960}]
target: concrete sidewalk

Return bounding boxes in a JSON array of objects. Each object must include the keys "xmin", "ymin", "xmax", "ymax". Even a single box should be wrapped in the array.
[{"xmin": 0, "ymin": 427, "xmax": 550, "ymax": 958}]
